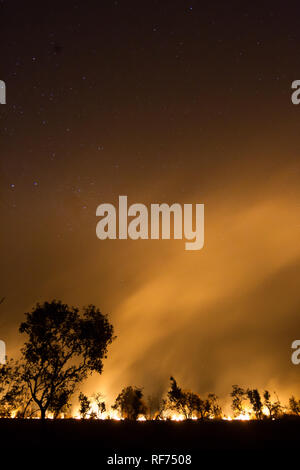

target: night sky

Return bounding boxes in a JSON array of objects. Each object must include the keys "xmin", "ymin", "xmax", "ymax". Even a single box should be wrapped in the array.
[{"xmin": 1, "ymin": 0, "xmax": 300, "ymax": 410}]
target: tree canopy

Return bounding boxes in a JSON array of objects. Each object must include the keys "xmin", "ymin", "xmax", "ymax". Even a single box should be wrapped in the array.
[{"xmin": 19, "ymin": 300, "xmax": 115, "ymax": 418}]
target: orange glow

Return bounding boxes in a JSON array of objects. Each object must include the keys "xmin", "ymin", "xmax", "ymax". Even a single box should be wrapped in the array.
[{"xmin": 234, "ymin": 413, "xmax": 251, "ymax": 421}]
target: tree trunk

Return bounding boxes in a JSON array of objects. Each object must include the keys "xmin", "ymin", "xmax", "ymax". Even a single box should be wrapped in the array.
[{"xmin": 40, "ymin": 407, "xmax": 46, "ymax": 419}]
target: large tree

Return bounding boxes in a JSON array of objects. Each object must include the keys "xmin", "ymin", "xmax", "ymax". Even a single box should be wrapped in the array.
[{"xmin": 19, "ymin": 300, "xmax": 115, "ymax": 419}]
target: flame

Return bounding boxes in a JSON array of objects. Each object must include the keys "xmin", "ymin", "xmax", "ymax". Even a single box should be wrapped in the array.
[
  {"xmin": 234, "ymin": 413, "xmax": 251, "ymax": 421},
  {"xmin": 107, "ymin": 409, "xmax": 123, "ymax": 420},
  {"xmin": 171, "ymin": 414, "xmax": 185, "ymax": 421},
  {"xmin": 223, "ymin": 411, "xmax": 252, "ymax": 421},
  {"xmin": 73, "ymin": 406, "xmax": 123, "ymax": 420}
]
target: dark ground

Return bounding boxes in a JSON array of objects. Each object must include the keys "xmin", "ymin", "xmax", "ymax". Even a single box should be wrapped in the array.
[{"xmin": 0, "ymin": 418, "xmax": 299, "ymax": 465}]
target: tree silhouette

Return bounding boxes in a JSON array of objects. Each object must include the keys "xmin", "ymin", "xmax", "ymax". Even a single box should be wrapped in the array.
[
  {"xmin": 19, "ymin": 300, "xmax": 115, "ymax": 419},
  {"xmin": 208, "ymin": 393, "xmax": 222, "ymax": 419},
  {"xmin": 247, "ymin": 389, "xmax": 263, "ymax": 420},
  {"xmin": 0, "ymin": 359, "xmax": 36, "ymax": 417},
  {"xmin": 289, "ymin": 396, "xmax": 300, "ymax": 416},
  {"xmin": 190, "ymin": 393, "xmax": 210, "ymax": 420},
  {"xmin": 167, "ymin": 377, "xmax": 188, "ymax": 417},
  {"xmin": 92, "ymin": 392, "xmax": 106, "ymax": 418},
  {"xmin": 78, "ymin": 392, "xmax": 91, "ymax": 418},
  {"xmin": 231, "ymin": 385, "xmax": 246, "ymax": 417},
  {"xmin": 263, "ymin": 390, "xmax": 282, "ymax": 419},
  {"xmin": 166, "ymin": 377, "xmax": 222, "ymax": 419},
  {"xmin": 48, "ymin": 389, "xmax": 72, "ymax": 418},
  {"xmin": 0, "ymin": 360, "xmax": 19, "ymax": 417},
  {"xmin": 112, "ymin": 386, "xmax": 147, "ymax": 420}
]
